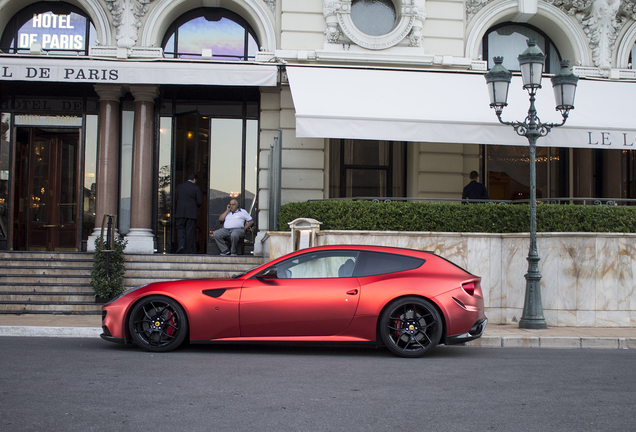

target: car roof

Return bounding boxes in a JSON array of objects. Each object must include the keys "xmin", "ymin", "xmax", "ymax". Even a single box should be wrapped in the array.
[{"xmin": 262, "ymin": 245, "xmax": 435, "ymax": 264}]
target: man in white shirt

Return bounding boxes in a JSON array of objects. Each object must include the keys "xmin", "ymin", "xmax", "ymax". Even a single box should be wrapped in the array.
[{"xmin": 213, "ymin": 199, "xmax": 254, "ymax": 256}]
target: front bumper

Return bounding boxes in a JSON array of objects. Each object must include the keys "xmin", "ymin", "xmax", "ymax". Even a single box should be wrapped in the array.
[{"xmin": 445, "ymin": 318, "xmax": 487, "ymax": 345}]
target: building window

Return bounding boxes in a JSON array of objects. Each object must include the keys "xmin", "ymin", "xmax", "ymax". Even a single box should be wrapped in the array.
[
  {"xmin": 351, "ymin": 0, "xmax": 397, "ymax": 36},
  {"xmin": 630, "ymin": 42, "xmax": 636, "ymax": 69},
  {"xmin": 329, "ymin": 139, "xmax": 406, "ymax": 198},
  {"xmin": 482, "ymin": 23, "xmax": 561, "ymax": 73},
  {"xmin": 0, "ymin": 2, "xmax": 96, "ymax": 55},
  {"xmin": 623, "ymin": 150, "xmax": 636, "ymax": 197},
  {"xmin": 162, "ymin": 8, "xmax": 259, "ymax": 61},
  {"xmin": 158, "ymin": 86, "xmax": 260, "ymax": 254},
  {"xmin": 485, "ymin": 145, "xmax": 568, "ymax": 201}
]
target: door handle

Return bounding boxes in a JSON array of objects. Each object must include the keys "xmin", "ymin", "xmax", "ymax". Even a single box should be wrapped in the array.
[{"xmin": 346, "ymin": 289, "xmax": 358, "ymax": 295}]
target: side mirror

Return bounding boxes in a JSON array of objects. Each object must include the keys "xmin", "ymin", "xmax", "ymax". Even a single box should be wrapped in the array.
[{"xmin": 256, "ymin": 267, "xmax": 278, "ymax": 279}]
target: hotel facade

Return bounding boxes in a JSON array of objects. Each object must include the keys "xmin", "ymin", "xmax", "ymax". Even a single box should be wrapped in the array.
[{"xmin": 1, "ymin": 0, "xmax": 636, "ymax": 255}]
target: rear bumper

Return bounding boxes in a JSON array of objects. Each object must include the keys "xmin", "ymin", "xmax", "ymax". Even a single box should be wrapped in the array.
[{"xmin": 445, "ymin": 318, "xmax": 487, "ymax": 345}]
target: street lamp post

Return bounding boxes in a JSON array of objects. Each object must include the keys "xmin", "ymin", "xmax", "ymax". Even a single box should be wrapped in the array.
[{"xmin": 484, "ymin": 40, "xmax": 579, "ymax": 329}]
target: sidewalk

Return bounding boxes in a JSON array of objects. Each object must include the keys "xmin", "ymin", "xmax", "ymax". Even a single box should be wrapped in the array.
[{"xmin": 0, "ymin": 315, "xmax": 635, "ymax": 349}]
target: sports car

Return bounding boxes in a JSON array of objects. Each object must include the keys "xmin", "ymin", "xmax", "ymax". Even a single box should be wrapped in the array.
[{"xmin": 100, "ymin": 245, "xmax": 486, "ymax": 357}]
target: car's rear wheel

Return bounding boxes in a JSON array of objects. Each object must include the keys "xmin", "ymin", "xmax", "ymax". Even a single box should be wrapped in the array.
[
  {"xmin": 380, "ymin": 297, "xmax": 442, "ymax": 358},
  {"xmin": 129, "ymin": 295, "xmax": 188, "ymax": 352}
]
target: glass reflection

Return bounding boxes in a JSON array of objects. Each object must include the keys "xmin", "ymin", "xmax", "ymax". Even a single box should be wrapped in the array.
[
  {"xmin": 484, "ymin": 24, "xmax": 561, "ymax": 73},
  {"xmin": 83, "ymin": 115, "xmax": 98, "ymax": 243},
  {"xmin": 209, "ymin": 119, "xmax": 242, "ymax": 218},
  {"xmin": 0, "ymin": 114, "xmax": 10, "ymax": 246},
  {"xmin": 157, "ymin": 117, "xmax": 172, "ymax": 253},
  {"xmin": 162, "ymin": 8, "xmax": 259, "ymax": 60},
  {"xmin": 487, "ymin": 145, "xmax": 550, "ymax": 200},
  {"xmin": 119, "ymin": 104, "xmax": 134, "ymax": 235}
]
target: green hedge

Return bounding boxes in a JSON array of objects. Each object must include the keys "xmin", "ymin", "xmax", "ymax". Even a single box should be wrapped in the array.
[{"xmin": 277, "ymin": 201, "xmax": 636, "ymax": 233}]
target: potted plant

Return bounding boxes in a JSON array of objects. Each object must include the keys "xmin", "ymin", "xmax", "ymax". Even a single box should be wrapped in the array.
[{"xmin": 91, "ymin": 236, "xmax": 127, "ymax": 302}]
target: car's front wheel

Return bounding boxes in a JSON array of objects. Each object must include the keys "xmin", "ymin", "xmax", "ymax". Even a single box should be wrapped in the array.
[
  {"xmin": 380, "ymin": 297, "xmax": 442, "ymax": 358},
  {"xmin": 129, "ymin": 295, "xmax": 188, "ymax": 352}
]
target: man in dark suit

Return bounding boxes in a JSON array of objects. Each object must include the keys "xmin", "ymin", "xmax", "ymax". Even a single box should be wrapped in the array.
[
  {"xmin": 175, "ymin": 173, "xmax": 202, "ymax": 254},
  {"xmin": 462, "ymin": 171, "xmax": 489, "ymax": 203}
]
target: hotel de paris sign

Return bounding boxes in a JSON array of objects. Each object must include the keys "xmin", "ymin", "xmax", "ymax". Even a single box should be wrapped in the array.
[{"xmin": 0, "ymin": 57, "xmax": 277, "ymax": 87}]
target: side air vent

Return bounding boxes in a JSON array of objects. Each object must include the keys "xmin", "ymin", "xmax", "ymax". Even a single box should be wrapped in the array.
[
  {"xmin": 452, "ymin": 297, "xmax": 467, "ymax": 309},
  {"xmin": 203, "ymin": 289, "xmax": 227, "ymax": 298}
]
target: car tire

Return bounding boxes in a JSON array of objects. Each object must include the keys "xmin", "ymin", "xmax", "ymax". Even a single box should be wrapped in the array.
[
  {"xmin": 128, "ymin": 295, "xmax": 188, "ymax": 352},
  {"xmin": 380, "ymin": 296, "xmax": 442, "ymax": 358}
]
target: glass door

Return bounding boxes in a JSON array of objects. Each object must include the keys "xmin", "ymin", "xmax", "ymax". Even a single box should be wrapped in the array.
[
  {"xmin": 164, "ymin": 100, "xmax": 259, "ymax": 254},
  {"xmin": 207, "ymin": 118, "xmax": 258, "ymax": 252},
  {"xmin": 13, "ymin": 128, "xmax": 80, "ymax": 251}
]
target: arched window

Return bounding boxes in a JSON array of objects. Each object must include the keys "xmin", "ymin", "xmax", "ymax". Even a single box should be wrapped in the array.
[
  {"xmin": 482, "ymin": 23, "xmax": 561, "ymax": 73},
  {"xmin": 162, "ymin": 8, "xmax": 259, "ymax": 61},
  {"xmin": 0, "ymin": 2, "xmax": 96, "ymax": 55},
  {"xmin": 630, "ymin": 42, "xmax": 636, "ymax": 69}
]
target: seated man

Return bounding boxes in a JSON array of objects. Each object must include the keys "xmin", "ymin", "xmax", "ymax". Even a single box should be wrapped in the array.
[{"xmin": 213, "ymin": 199, "xmax": 254, "ymax": 256}]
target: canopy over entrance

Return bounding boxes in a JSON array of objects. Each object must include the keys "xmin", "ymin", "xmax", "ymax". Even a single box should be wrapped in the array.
[
  {"xmin": 0, "ymin": 57, "xmax": 278, "ymax": 86},
  {"xmin": 286, "ymin": 66, "xmax": 636, "ymax": 150}
]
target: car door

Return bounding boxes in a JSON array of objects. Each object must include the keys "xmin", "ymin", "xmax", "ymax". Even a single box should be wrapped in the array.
[{"xmin": 239, "ymin": 250, "xmax": 360, "ymax": 337}]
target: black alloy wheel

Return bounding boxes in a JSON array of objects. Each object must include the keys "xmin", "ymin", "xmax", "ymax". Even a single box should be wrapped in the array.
[
  {"xmin": 380, "ymin": 296, "xmax": 442, "ymax": 358},
  {"xmin": 129, "ymin": 295, "xmax": 188, "ymax": 352}
]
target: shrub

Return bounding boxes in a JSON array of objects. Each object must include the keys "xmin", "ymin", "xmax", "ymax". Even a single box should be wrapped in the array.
[
  {"xmin": 91, "ymin": 236, "xmax": 127, "ymax": 299},
  {"xmin": 277, "ymin": 201, "xmax": 636, "ymax": 233}
]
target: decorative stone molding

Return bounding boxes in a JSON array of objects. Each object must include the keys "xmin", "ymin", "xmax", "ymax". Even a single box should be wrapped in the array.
[
  {"xmin": 466, "ymin": 0, "xmax": 495, "ymax": 23},
  {"xmin": 546, "ymin": 0, "xmax": 635, "ymax": 70},
  {"xmin": 105, "ymin": 0, "xmax": 156, "ymax": 49},
  {"xmin": 573, "ymin": 65, "xmax": 636, "ymax": 78},
  {"xmin": 323, "ymin": 0, "xmax": 426, "ymax": 50},
  {"xmin": 469, "ymin": 0, "xmax": 636, "ymax": 71},
  {"xmin": 465, "ymin": 0, "xmax": 591, "ymax": 68},
  {"xmin": 264, "ymin": 0, "xmax": 276, "ymax": 14},
  {"xmin": 89, "ymin": 46, "xmax": 163, "ymax": 58}
]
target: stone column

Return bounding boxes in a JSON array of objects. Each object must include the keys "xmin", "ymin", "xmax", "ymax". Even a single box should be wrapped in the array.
[
  {"xmin": 88, "ymin": 84, "xmax": 124, "ymax": 252},
  {"xmin": 125, "ymin": 85, "xmax": 159, "ymax": 253}
]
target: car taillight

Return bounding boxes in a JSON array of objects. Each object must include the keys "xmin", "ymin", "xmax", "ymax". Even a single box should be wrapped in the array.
[{"xmin": 462, "ymin": 282, "xmax": 475, "ymax": 296}]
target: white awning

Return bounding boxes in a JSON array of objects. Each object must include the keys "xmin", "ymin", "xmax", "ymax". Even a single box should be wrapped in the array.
[
  {"xmin": 0, "ymin": 56, "xmax": 278, "ymax": 86},
  {"xmin": 287, "ymin": 66, "xmax": 636, "ymax": 149}
]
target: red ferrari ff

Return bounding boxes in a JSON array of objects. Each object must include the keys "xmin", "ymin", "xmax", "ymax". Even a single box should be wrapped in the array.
[{"xmin": 101, "ymin": 245, "xmax": 486, "ymax": 357}]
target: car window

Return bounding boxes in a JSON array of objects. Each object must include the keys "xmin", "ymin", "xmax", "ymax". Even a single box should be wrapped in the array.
[
  {"xmin": 353, "ymin": 251, "xmax": 425, "ymax": 277},
  {"xmin": 276, "ymin": 250, "xmax": 359, "ymax": 279}
]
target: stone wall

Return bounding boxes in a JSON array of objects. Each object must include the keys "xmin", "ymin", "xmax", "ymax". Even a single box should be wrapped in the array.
[{"xmin": 262, "ymin": 231, "xmax": 636, "ymax": 327}]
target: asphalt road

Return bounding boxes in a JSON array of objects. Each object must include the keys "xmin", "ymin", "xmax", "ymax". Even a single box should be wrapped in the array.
[{"xmin": 1, "ymin": 337, "xmax": 635, "ymax": 432}]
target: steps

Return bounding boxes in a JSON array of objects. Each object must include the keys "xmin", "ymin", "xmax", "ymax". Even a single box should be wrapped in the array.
[{"xmin": 0, "ymin": 252, "xmax": 264, "ymax": 315}]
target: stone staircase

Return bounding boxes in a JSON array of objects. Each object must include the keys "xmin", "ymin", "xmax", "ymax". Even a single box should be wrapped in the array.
[{"xmin": 0, "ymin": 252, "xmax": 264, "ymax": 315}]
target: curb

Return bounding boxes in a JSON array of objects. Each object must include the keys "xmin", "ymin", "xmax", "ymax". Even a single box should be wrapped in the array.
[
  {"xmin": 467, "ymin": 335, "xmax": 636, "ymax": 349},
  {"xmin": 0, "ymin": 326, "xmax": 102, "ymax": 338},
  {"xmin": 1, "ymin": 326, "xmax": 635, "ymax": 348}
]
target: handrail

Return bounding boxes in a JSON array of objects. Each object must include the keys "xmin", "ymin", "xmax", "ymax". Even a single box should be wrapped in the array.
[
  {"xmin": 98, "ymin": 214, "xmax": 117, "ymax": 280},
  {"xmin": 307, "ymin": 197, "xmax": 636, "ymax": 206},
  {"xmin": 98, "ymin": 214, "xmax": 117, "ymax": 252}
]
